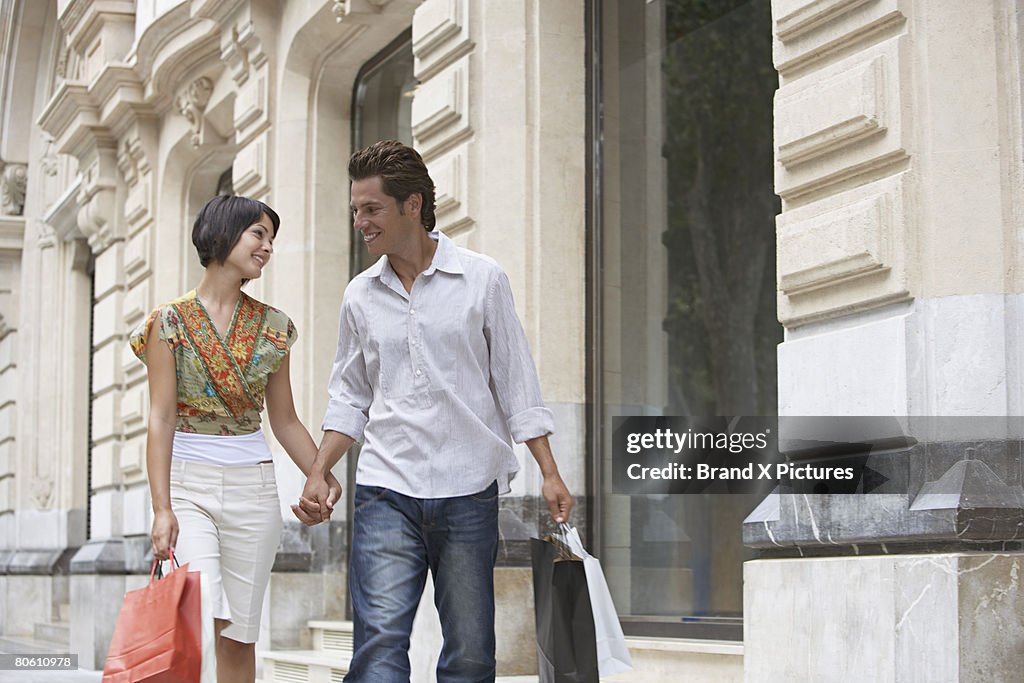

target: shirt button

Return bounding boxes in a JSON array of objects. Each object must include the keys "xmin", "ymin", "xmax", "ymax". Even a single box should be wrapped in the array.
[
  {"xmin": 415, "ymin": 370, "xmax": 422, "ymax": 376},
  {"xmin": 410, "ymin": 308, "xmax": 416, "ymax": 315}
]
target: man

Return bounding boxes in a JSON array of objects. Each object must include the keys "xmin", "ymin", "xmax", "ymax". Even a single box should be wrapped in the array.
[{"xmin": 295, "ymin": 140, "xmax": 573, "ymax": 682}]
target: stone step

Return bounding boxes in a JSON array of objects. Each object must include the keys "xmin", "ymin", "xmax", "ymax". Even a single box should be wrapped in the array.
[
  {"xmin": 0, "ymin": 634, "xmax": 70, "ymax": 656},
  {"xmin": 259, "ymin": 649, "xmax": 349, "ymax": 683},
  {"xmin": 307, "ymin": 620, "xmax": 353, "ymax": 656},
  {"xmin": 33, "ymin": 621, "xmax": 70, "ymax": 646}
]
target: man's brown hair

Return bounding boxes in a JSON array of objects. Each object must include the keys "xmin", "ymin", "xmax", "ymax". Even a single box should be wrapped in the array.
[{"xmin": 349, "ymin": 140, "xmax": 437, "ymax": 231}]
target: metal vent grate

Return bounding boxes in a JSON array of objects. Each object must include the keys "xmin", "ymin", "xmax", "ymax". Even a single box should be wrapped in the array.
[
  {"xmin": 322, "ymin": 629, "xmax": 354, "ymax": 653},
  {"xmin": 272, "ymin": 662, "xmax": 309, "ymax": 683}
]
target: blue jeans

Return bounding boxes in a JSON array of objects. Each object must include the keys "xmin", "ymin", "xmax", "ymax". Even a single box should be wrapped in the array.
[{"xmin": 344, "ymin": 481, "xmax": 499, "ymax": 683}]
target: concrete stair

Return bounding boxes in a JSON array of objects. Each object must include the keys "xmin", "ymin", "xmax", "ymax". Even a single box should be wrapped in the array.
[
  {"xmin": 260, "ymin": 620, "xmax": 353, "ymax": 682},
  {"xmin": 33, "ymin": 620, "xmax": 70, "ymax": 646},
  {"xmin": 0, "ymin": 601, "xmax": 73, "ymax": 657},
  {"xmin": 260, "ymin": 621, "xmax": 540, "ymax": 682}
]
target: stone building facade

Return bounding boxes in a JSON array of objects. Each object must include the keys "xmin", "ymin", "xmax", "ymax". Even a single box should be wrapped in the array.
[{"xmin": 0, "ymin": 0, "xmax": 1021, "ymax": 681}]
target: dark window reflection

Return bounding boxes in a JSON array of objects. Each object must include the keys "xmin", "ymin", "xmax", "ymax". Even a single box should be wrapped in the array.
[
  {"xmin": 599, "ymin": 0, "xmax": 780, "ymax": 634},
  {"xmin": 352, "ymin": 34, "xmax": 415, "ymax": 274}
]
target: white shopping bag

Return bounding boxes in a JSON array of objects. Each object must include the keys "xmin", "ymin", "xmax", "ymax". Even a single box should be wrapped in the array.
[
  {"xmin": 555, "ymin": 525, "xmax": 633, "ymax": 676},
  {"xmin": 198, "ymin": 571, "xmax": 218, "ymax": 683}
]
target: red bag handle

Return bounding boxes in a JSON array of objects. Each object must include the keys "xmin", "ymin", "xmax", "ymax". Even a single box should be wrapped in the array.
[{"xmin": 150, "ymin": 549, "xmax": 181, "ymax": 582}]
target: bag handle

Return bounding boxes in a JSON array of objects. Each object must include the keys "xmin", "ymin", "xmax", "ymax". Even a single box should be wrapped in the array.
[
  {"xmin": 543, "ymin": 522, "xmax": 577, "ymax": 561},
  {"xmin": 150, "ymin": 549, "xmax": 181, "ymax": 582}
]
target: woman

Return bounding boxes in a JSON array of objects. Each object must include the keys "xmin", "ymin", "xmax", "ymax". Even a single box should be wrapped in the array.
[{"xmin": 130, "ymin": 195, "xmax": 340, "ymax": 683}]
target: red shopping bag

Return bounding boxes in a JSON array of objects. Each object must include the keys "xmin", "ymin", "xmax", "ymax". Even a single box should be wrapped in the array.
[{"xmin": 102, "ymin": 551, "xmax": 202, "ymax": 683}]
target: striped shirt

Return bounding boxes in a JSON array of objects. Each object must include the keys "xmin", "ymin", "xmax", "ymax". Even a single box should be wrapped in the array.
[{"xmin": 322, "ymin": 230, "xmax": 554, "ymax": 498}]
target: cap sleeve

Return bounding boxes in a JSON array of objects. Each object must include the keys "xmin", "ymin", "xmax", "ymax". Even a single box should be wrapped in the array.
[
  {"xmin": 129, "ymin": 306, "xmax": 180, "ymax": 364},
  {"xmin": 263, "ymin": 309, "xmax": 297, "ymax": 373}
]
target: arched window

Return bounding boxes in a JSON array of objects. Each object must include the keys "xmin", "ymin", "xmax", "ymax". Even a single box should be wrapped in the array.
[{"xmin": 350, "ymin": 31, "xmax": 415, "ymax": 275}]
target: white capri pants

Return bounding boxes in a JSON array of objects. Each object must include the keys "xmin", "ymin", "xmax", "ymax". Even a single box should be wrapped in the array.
[{"xmin": 169, "ymin": 458, "xmax": 283, "ymax": 643}]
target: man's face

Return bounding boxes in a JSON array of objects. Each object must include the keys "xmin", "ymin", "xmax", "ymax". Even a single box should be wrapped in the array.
[{"xmin": 350, "ymin": 176, "xmax": 420, "ymax": 258}]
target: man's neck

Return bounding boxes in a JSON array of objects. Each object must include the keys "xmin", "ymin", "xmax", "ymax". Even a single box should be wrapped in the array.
[{"xmin": 388, "ymin": 229, "xmax": 438, "ymax": 292}]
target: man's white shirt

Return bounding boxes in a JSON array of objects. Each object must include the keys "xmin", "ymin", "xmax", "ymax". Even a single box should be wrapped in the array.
[{"xmin": 322, "ymin": 230, "xmax": 555, "ymax": 498}]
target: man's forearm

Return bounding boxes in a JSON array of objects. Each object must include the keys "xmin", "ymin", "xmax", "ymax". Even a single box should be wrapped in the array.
[
  {"xmin": 311, "ymin": 429, "xmax": 356, "ymax": 477},
  {"xmin": 525, "ymin": 435, "xmax": 560, "ymax": 477}
]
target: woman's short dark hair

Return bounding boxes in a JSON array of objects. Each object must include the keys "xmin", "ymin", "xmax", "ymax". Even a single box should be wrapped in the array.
[
  {"xmin": 349, "ymin": 140, "xmax": 436, "ymax": 230},
  {"xmin": 191, "ymin": 195, "xmax": 280, "ymax": 267}
]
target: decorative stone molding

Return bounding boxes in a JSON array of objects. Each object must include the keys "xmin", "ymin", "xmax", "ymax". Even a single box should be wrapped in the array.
[
  {"xmin": 31, "ymin": 477, "xmax": 54, "ymax": 511},
  {"xmin": 37, "ymin": 45, "xmax": 148, "ymax": 256},
  {"xmin": 413, "ymin": 0, "xmax": 473, "ymax": 80},
  {"xmin": 177, "ymin": 77, "xmax": 214, "ymax": 148},
  {"xmin": 411, "ymin": 57, "xmax": 471, "ymax": 160},
  {"xmin": 58, "ymin": 0, "xmax": 135, "ymax": 85},
  {"xmin": 221, "ymin": 21, "xmax": 267, "ymax": 86},
  {"xmin": 233, "ymin": 132, "xmax": 269, "ymax": 198},
  {"xmin": 778, "ymin": 193, "xmax": 892, "ymax": 295},
  {"xmin": 776, "ymin": 56, "xmax": 886, "ymax": 168},
  {"xmin": 35, "ymin": 220, "xmax": 57, "ymax": 250},
  {"xmin": 431, "ymin": 147, "xmax": 472, "ymax": 236},
  {"xmin": 76, "ymin": 190, "xmax": 116, "ymax": 253},
  {"xmin": 40, "ymin": 135, "xmax": 60, "ymax": 177},
  {"xmin": 775, "ymin": 42, "xmax": 907, "ymax": 203},
  {"xmin": 0, "ymin": 216, "xmax": 25, "ymax": 254},
  {"xmin": 772, "ymin": 0, "xmax": 908, "ymax": 76},
  {"xmin": 72, "ymin": 142, "xmax": 120, "ymax": 253},
  {"xmin": 116, "ymin": 139, "xmax": 142, "ymax": 188},
  {"xmin": 777, "ymin": 175, "xmax": 911, "ymax": 325},
  {"xmin": 115, "ymin": 121, "xmax": 157, "ymax": 238},
  {"xmin": 0, "ymin": 163, "xmax": 27, "ymax": 216},
  {"xmin": 333, "ymin": 0, "xmax": 394, "ymax": 23},
  {"xmin": 773, "ymin": 0, "xmax": 913, "ymax": 326}
]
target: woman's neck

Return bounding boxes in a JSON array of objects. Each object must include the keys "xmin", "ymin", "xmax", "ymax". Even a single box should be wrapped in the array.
[{"xmin": 195, "ymin": 267, "xmax": 242, "ymax": 308}]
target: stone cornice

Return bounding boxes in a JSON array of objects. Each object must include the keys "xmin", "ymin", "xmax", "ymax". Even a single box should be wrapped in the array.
[
  {"xmin": 90, "ymin": 64, "xmax": 153, "ymax": 136},
  {"xmin": 59, "ymin": 0, "xmax": 135, "ymax": 52},
  {"xmin": 129, "ymin": 6, "xmax": 221, "ymax": 114},
  {"xmin": 0, "ymin": 215, "xmax": 25, "ymax": 254},
  {"xmin": 42, "ymin": 179, "xmax": 82, "ymax": 243},
  {"xmin": 36, "ymin": 82, "xmax": 107, "ymax": 157},
  {"xmin": 38, "ymin": 63, "xmax": 153, "ymax": 157},
  {"xmin": 191, "ymin": 0, "xmax": 248, "ymax": 23}
]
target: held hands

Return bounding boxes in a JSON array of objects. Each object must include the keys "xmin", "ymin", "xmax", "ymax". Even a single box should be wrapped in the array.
[
  {"xmin": 291, "ymin": 471, "xmax": 342, "ymax": 525},
  {"xmin": 542, "ymin": 472, "xmax": 574, "ymax": 524},
  {"xmin": 151, "ymin": 508, "xmax": 179, "ymax": 561}
]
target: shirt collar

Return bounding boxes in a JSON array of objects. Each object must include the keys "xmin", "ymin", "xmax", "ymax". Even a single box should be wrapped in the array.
[
  {"xmin": 365, "ymin": 230, "xmax": 465, "ymax": 284},
  {"xmin": 423, "ymin": 230, "xmax": 465, "ymax": 276}
]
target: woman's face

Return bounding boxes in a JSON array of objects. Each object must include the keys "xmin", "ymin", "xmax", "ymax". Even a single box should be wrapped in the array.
[{"xmin": 225, "ymin": 212, "xmax": 275, "ymax": 279}]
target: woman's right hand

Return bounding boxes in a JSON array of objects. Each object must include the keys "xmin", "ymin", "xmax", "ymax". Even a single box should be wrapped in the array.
[{"xmin": 151, "ymin": 508, "xmax": 179, "ymax": 561}]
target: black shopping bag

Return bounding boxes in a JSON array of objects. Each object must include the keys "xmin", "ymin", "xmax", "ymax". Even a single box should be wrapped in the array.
[{"xmin": 531, "ymin": 537, "xmax": 599, "ymax": 683}]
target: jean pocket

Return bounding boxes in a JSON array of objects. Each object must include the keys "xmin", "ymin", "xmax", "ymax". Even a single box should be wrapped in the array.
[
  {"xmin": 354, "ymin": 486, "xmax": 389, "ymax": 512},
  {"xmin": 469, "ymin": 481, "xmax": 499, "ymax": 504}
]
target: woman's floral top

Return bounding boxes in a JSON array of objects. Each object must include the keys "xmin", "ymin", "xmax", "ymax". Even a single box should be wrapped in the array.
[{"xmin": 129, "ymin": 290, "xmax": 297, "ymax": 436}]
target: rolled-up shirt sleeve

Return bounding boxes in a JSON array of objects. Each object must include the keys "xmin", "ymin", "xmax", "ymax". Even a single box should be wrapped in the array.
[
  {"xmin": 322, "ymin": 297, "xmax": 372, "ymax": 441},
  {"xmin": 484, "ymin": 270, "xmax": 555, "ymax": 443}
]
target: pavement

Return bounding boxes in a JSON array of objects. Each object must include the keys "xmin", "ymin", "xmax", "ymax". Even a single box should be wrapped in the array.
[
  {"xmin": 0, "ymin": 671, "xmax": 100, "ymax": 682},
  {"xmin": 0, "ymin": 674, "xmax": 539, "ymax": 682}
]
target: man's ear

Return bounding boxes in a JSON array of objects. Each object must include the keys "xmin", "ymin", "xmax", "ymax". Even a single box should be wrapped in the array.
[{"xmin": 405, "ymin": 192, "xmax": 422, "ymax": 218}]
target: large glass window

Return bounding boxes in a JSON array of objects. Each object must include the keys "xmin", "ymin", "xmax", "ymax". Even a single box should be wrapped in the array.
[{"xmin": 595, "ymin": 0, "xmax": 780, "ymax": 638}]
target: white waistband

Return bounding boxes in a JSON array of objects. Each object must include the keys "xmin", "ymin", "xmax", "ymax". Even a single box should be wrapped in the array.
[{"xmin": 172, "ymin": 429, "xmax": 272, "ymax": 466}]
